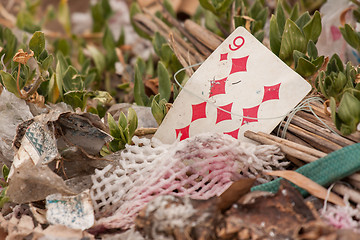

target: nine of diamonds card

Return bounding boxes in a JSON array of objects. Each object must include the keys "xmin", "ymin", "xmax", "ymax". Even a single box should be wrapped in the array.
[{"xmin": 154, "ymin": 27, "xmax": 312, "ymax": 144}]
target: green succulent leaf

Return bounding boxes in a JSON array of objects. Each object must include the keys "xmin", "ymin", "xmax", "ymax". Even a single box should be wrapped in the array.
[
  {"xmin": 151, "ymin": 98, "xmax": 162, "ymax": 126},
  {"xmin": 157, "ymin": 61, "xmax": 171, "ymax": 102},
  {"xmin": 303, "ymin": 11, "xmax": 321, "ymax": 43},
  {"xmin": 54, "ymin": 38, "xmax": 70, "ymax": 56},
  {"xmin": 215, "ymin": 0, "xmax": 234, "ymax": 14},
  {"xmin": 153, "ymin": 32, "xmax": 166, "ymax": 57},
  {"xmin": 123, "ymin": 126, "xmax": 130, "ymax": 144},
  {"xmin": 87, "ymin": 45, "xmax": 105, "ymax": 74},
  {"xmin": 136, "ymin": 57, "xmax": 146, "ymax": 75},
  {"xmin": 134, "ymin": 63, "xmax": 149, "ymax": 106},
  {"xmin": 29, "ymin": 31, "xmax": 45, "ymax": 58},
  {"xmin": 295, "ymin": 57, "xmax": 317, "ymax": 78},
  {"xmin": 16, "ymin": 10, "xmax": 40, "ymax": 33},
  {"xmin": 2, "ymin": 28, "xmax": 17, "ymax": 64},
  {"xmin": 316, "ymin": 71, "xmax": 329, "ymax": 98},
  {"xmin": 160, "ymin": 45, "xmax": 173, "ymax": 64},
  {"xmin": 269, "ymin": 15, "xmax": 281, "ymax": 56},
  {"xmin": 307, "ymin": 40, "xmax": 318, "ymax": 59},
  {"xmin": 338, "ymin": 92, "xmax": 360, "ymax": 122},
  {"xmin": 0, "ymin": 70, "xmax": 20, "ymax": 97},
  {"xmin": 199, "ymin": 0, "xmax": 217, "ymax": 15},
  {"xmin": 62, "ymin": 66, "xmax": 82, "ymax": 92},
  {"xmin": 151, "ymin": 94, "xmax": 167, "ymax": 125},
  {"xmin": 295, "ymin": 12, "xmax": 311, "ymax": 30},
  {"xmin": 164, "ymin": 0, "xmax": 176, "ymax": 17},
  {"xmin": 102, "ymin": 26, "xmax": 117, "ymax": 68},
  {"xmin": 119, "ymin": 112, "xmax": 127, "ymax": 131},
  {"xmin": 340, "ymin": 24, "xmax": 360, "ymax": 51},
  {"xmin": 293, "ymin": 50, "xmax": 307, "ymax": 68},
  {"xmin": 173, "ymin": 83, "xmax": 179, "ymax": 100},
  {"xmin": 64, "ymin": 91, "xmax": 86, "ymax": 110},
  {"xmin": 279, "ymin": 19, "xmax": 307, "ymax": 64},
  {"xmin": 312, "ymin": 56, "xmax": 325, "ymax": 69},
  {"xmin": 336, "ymin": 92, "xmax": 360, "ymax": 134},
  {"xmin": 117, "ymin": 27, "xmax": 125, "ymax": 47},
  {"xmin": 107, "ymin": 113, "xmax": 121, "ymax": 139},
  {"xmin": 333, "ymin": 72, "xmax": 347, "ymax": 92},
  {"xmin": 127, "ymin": 107, "xmax": 138, "ymax": 138},
  {"xmin": 41, "ymin": 54, "xmax": 54, "ymax": 71},
  {"xmin": 91, "ymin": 0, "xmax": 112, "ymax": 32},
  {"xmin": 326, "ymin": 54, "xmax": 344, "ymax": 74},
  {"xmin": 58, "ymin": 0, "xmax": 71, "ymax": 35},
  {"xmin": 2, "ymin": 164, "xmax": 9, "ymax": 181},
  {"xmin": 289, "ymin": 3, "xmax": 299, "ymax": 21},
  {"xmin": 254, "ymin": 30, "xmax": 265, "ymax": 42},
  {"xmin": 0, "ymin": 189, "xmax": 9, "ymax": 209},
  {"xmin": 275, "ymin": 2, "xmax": 286, "ymax": 36},
  {"xmin": 109, "ymin": 139, "xmax": 124, "ymax": 152}
]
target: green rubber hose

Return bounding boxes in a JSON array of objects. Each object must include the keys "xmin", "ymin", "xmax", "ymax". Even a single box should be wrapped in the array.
[{"xmin": 251, "ymin": 143, "xmax": 360, "ymax": 196}]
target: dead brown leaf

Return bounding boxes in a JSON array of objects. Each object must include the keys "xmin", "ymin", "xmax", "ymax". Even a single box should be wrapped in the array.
[
  {"xmin": 217, "ymin": 178, "xmax": 255, "ymax": 212},
  {"xmin": 13, "ymin": 49, "xmax": 34, "ymax": 65},
  {"xmin": 144, "ymin": 77, "xmax": 159, "ymax": 95}
]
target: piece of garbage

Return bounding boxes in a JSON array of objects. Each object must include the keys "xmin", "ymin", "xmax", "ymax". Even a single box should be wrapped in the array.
[
  {"xmin": 219, "ymin": 180, "xmax": 317, "ymax": 239},
  {"xmin": 135, "ymin": 195, "xmax": 219, "ymax": 240},
  {"xmin": 0, "ymin": 90, "xmax": 33, "ymax": 167},
  {"xmin": 321, "ymin": 194, "xmax": 360, "ymax": 233},
  {"xmin": 6, "ymin": 160, "xmax": 75, "ymax": 204},
  {"xmin": 316, "ymin": 0, "xmax": 358, "ymax": 63},
  {"xmin": 0, "ymin": 213, "xmax": 95, "ymax": 240},
  {"xmin": 154, "ymin": 27, "xmax": 311, "ymax": 143},
  {"xmin": 134, "ymin": 181, "xmax": 352, "ymax": 239},
  {"xmin": 46, "ymin": 190, "xmax": 94, "ymax": 230},
  {"xmin": 90, "ymin": 132, "xmax": 286, "ymax": 230},
  {"xmin": 7, "ymin": 110, "xmax": 112, "ymax": 203}
]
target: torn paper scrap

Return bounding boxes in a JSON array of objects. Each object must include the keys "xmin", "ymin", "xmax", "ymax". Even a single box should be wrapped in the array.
[{"xmin": 46, "ymin": 190, "xmax": 94, "ymax": 230}]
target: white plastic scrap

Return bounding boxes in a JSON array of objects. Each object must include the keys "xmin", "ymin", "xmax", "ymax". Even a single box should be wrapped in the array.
[{"xmin": 90, "ymin": 132, "xmax": 286, "ymax": 230}]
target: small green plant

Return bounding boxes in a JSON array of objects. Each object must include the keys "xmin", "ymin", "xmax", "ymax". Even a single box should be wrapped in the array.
[
  {"xmin": 316, "ymin": 54, "xmax": 360, "ymax": 135},
  {"xmin": 269, "ymin": 2, "xmax": 322, "ymax": 65},
  {"xmin": 316, "ymin": 54, "xmax": 355, "ymax": 102},
  {"xmin": 151, "ymin": 94, "xmax": 168, "ymax": 125},
  {"xmin": 330, "ymin": 92, "xmax": 360, "ymax": 136},
  {"xmin": 0, "ymin": 28, "xmax": 112, "ymax": 116},
  {"xmin": 106, "ymin": 108, "xmax": 138, "ymax": 152},
  {"xmin": 234, "ymin": 0, "xmax": 269, "ymax": 42},
  {"xmin": 0, "ymin": 165, "xmax": 10, "ymax": 208},
  {"xmin": 340, "ymin": 3, "xmax": 360, "ymax": 53},
  {"xmin": 293, "ymin": 40, "xmax": 324, "ymax": 78},
  {"xmin": 0, "ymin": 31, "xmax": 49, "ymax": 100}
]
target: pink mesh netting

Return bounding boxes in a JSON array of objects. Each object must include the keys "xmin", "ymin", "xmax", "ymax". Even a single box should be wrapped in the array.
[{"xmin": 90, "ymin": 133, "xmax": 286, "ymax": 230}]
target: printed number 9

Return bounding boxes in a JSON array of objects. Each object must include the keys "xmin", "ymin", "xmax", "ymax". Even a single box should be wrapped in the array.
[{"xmin": 229, "ymin": 36, "xmax": 245, "ymax": 51}]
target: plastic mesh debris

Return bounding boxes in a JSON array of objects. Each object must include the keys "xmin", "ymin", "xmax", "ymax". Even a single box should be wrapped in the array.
[
  {"xmin": 90, "ymin": 133, "xmax": 286, "ymax": 230},
  {"xmin": 322, "ymin": 195, "xmax": 360, "ymax": 232}
]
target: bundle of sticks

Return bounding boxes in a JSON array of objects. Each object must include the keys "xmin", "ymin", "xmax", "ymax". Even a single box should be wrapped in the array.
[{"xmin": 132, "ymin": 7, "xmax": 360, "ymax": 204}]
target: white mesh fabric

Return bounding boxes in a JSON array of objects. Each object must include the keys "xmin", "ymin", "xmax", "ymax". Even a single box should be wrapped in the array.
[{"xmin": 90, "ymin": 133, "xmax": 286, "ymax": 230}]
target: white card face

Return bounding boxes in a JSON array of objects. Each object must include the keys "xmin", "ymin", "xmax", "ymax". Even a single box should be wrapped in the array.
[{"xmin": 154, "ymin": 27, "xmax": 311, "ymax": 143}]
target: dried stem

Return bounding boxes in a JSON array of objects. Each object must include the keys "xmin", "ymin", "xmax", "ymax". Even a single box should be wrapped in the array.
[
  {"xmin": 134, "ymin": 127, "xmax": 157, "ymax": 136},
  {"xmin": 16, "ymin": 63, "xmax": 24, "ymax": 98},
  {"xmin": 24, "ymin": 73, "xmax": 45, "ymax": 99}
]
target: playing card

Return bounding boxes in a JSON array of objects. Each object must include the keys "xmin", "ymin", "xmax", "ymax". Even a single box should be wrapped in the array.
[{"xmin": 154, "ymin": 27, "xmax": 311, "ymax": 143}]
